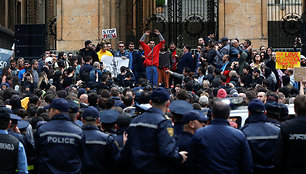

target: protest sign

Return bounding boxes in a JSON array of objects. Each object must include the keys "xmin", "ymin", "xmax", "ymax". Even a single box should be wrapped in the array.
[
  {"xmin": 100, "ymin": 55, "xmax": 113, "ymax": 72},
  {"xmin": 114, "ymin": 57, "xmax": 129, "ymax": 74},
  {"xmin": 0, "ymin": 48, "xmax": 13, "ymax": 75},
  {"xmin": 102, "ymin": 28, "xmax": 117, "ymax": 40},
  {"xmin": 276, "ymin": 52, "xmax": 300, "ymax": 69},
  {"xmin": 294, "ymin": 67, "xmax": 306, "ymax": 81}
]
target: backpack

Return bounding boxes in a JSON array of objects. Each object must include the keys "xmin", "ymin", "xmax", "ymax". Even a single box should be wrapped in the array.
[{"xmin": 80, "ymin": 66, "xmax": 90, "ymax": 82}]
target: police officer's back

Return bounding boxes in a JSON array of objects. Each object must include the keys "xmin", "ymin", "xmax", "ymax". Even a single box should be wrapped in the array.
[
  {"xmin": 0, "ymin": 107, "xmax": 28, "ymax": 173},
  {"xmin": 192, "ymin": 101, "xmax": 253, "ymax": 174},
  {"xmin": 81, "ymin": 106, "xmax": 118, "ymax": 174},
  {"xmin": 118, "ymin": 88, "xmax": 187, "ymax": 174},
  {"xmin": 241, "ymin": 100, "xmax": 280, "ymax": 174},
  {"xmin": 35, "ymin": 98, "xmax": 84, "ymax": 173},
  {"xmin": 275, "ymin": 95, "xmax": 306, "ymax": 173}
]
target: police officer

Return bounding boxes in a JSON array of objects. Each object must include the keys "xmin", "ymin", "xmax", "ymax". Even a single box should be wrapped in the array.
[
  {"xmin": 118, "ymin": 87, "xmax": 187, "ymax": 174},
  {"xmin": 0, "ymin": 107, "xmax": 28, "ymax": 173},
  {"xmin": 35, "ymin": 98, "xmax": 84, "ymax": 173},
  {"xmin": 81, "ymin": 106, "xmax": 119, "ymax": 174},
  {"xmin": 241, "ymin": 99, "xmax": 280, "ymax": 174},
  {"xmin": 192, "ymin": 101, "xmax": 253, "ymax": 173},
  {"xmin": 114, "ymin": 113, "xmax": 132, "ymax": 150},
  {"xmin": 100, "ymin": 109, "xmax": 119, "ymax": 137},
  {"xmin": 8, "ymin": 114, "xmax": 35, "ymax": 173},
  {"xmin": 275, "ymin": 95, "xmax": 306, "ymax": 173},
  {"xmin": 169, "ymin": 100, "xmax": 193, "ymax": 137},
  {"xmin": 176, "ymin": 110, "xmax": 202, "ymax": 174}
]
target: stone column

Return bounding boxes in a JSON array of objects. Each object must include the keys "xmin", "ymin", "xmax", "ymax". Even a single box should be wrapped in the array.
[{"xmin": 218, "ymin": 0, "xmax": 268, "ymax": 49}]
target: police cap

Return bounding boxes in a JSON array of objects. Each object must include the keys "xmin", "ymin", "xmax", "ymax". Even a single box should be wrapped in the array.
[
  {"xmin": 169, "ymin": 100, "xmax": 193, "ymax": 115},
  {"xmin": 150, "ymin": 87, "xmax": 170, "ymax": 103},
  {"xmin": 17, "ymin": 120, "xmax": 29, "ymax": 130},
  {"xmin": 182, "ymin": 111, "xmax": 201, "ymax": 124},
  {"xmin": 10, "ymin": 114, "xmax": 21, "ymax": 121},
  {"xmin": 193, "ymin": 110, "xmax": 208, "ymax": 122},
  {"xmin": 44, "ymin": 98, "xmax": 69, "ymax": 112},
  {"xmin": 248, "ymin": 99, "xmax": 265, "ymax": 114},
  {"xmin": 83, "ymin": 106, "xmax": 99, "ymax": 120},
  {"xmin": 99, "ymin": 109, "xmax": 119, "ymax": 124}
]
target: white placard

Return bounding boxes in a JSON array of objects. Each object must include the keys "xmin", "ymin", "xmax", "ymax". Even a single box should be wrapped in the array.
[{"xmin": 102, "ymin": 28, "xmax": 117, "ymax": 40}]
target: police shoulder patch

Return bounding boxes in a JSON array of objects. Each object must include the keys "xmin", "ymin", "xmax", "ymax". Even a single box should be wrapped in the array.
[{"xmin": 167, "ymin": 127, "xmax": 174, "ymax": 137}]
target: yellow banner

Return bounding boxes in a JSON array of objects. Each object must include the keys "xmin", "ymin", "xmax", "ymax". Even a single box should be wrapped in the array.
[{"xmin": 276, "ymin": 52, "xmax": 300, "ymax": 69}]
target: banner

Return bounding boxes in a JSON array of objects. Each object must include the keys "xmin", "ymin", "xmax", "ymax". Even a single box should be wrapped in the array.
[
  {"xmin": 276, "ymin": 52, "xmax": 300, "ymax": 69},
  {"xmin": 100, "ymin": 56, "xmax": 129, "ymax": 76},
  {"xmin": 102, "ymin": 28, "xmax": 117, "ymax": 40},
  {"xmin": 0, "ymin": 48, "xmax": 13, "ymax": 75}
]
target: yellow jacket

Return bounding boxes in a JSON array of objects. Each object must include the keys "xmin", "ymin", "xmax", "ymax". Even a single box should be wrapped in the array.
[{"xmin": 97, "ymin": 50, "xmax": 113, "ymax": 62}]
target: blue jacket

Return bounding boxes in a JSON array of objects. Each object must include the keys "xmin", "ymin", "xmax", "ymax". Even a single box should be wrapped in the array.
[
  {"xmin": 82, "ymin": 124, "xmax": 118, "ymax": 174},
  {"xmin": 240, "ymin": 113, "xmax": 280, "ymax": 172},
  {"xmin": 118, "ymin": 107, "xmax": 183, "ymax": 174},
  {"xmin": 35, "ymin": 113, "xmax": 84, "ymax": 174},
  {"xmin": 192, "ymin": 118, "xmax": 253, "ymax": 174},
  {"xmin": 177, "ymin": 52, "xmax": 194, "ymax": 73}
]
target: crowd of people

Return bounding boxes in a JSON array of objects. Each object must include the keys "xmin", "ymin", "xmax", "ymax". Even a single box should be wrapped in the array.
[{"xmin": 0, "ymin": 28, "xmax": 306, "ymax": 174}]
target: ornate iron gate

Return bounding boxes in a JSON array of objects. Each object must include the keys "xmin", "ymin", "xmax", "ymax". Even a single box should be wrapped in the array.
[
  {"xmin": 267, "ymin": 0, "xmax": 303, "ymax": 48},
  {"xmin": 135, "ymin": 0, "xmax": 218, "ymax": 48}
]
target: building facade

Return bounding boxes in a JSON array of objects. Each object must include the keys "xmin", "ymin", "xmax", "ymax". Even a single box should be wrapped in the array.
[{"xmin": 0, "ymin": 0, "xmax": 305, "ymax": 52}]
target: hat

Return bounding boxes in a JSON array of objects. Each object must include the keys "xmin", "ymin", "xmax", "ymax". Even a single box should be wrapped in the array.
[
  {"xmin": 194, "ymin": 110, "xmax": 209, "ymax": 122},
  {"xmin": 150, "ymin": 87, "xmax": 170, "ymax": 103},
  {"xmin": 198, "ymin": 96, "xmax": 209, "ymax": 106},
  {"xmin": 78, "ymin": 88, "xmax": 86, "ymax": 98},
  {"xmin": 248, "ymin": 99, "xmax": 265, "ymax": 114},
  {"xmin": 221, "ymin": 37, "xmax": 228, "ymax": 43},
  {"xmin": 44, "ymin": 98, "xmax": 69, "ymax": 112},
  {"xmin": 182, "ymin": 111, "xmax": 201, "ymax": 124},
  {"xmin": 169, "ymin": 100, "xmax": 193, "ymax": 115},
  {"xmin": 83, "ymin": 106, "xmax": 99, "ymax": 120},
  {"xmin": 68, "ymin": 101, "xmax": 79, "ymax": 114},
  {"xmin": 217, "ymin": 88, "xmax": 227, "ymax": 98},
  {"xmin": 99, "ymin": 109, "xmax": 119, "ymax": 124},
  {"xmin": 0, "ymin": 107, "xmax": 10, "ymax": 119},
  {"xmin": 10, "ymin": 114, "xmax": 21, "ymax": 121},
  {"xmin": 17, "ymin": 120, "xmax": 29, "ymax": 130}
]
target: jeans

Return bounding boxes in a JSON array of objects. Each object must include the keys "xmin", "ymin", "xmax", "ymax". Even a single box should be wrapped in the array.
[{"xmin": 146, "ymin": 66, "xmax": 158, "ymax": 86}]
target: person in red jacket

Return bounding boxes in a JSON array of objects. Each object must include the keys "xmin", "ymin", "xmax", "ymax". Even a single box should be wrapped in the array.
[{"xmin": 139, "ymin": 29, "xmax": 165, "ymax": 86}]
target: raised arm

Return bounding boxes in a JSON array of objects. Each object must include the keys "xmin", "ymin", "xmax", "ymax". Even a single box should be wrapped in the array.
[{"xmin": 140, "ymin": 30, "xmax": 151, "ymax": 42}]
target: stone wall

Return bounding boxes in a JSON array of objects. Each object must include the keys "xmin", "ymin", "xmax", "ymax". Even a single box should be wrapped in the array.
[
  {"xmin": 56, "ymin": 0, "xmax": 119, "ymax": 51},
  {"xmin": 219, "ymin": 0, "xmax": 268, "ymax": 49}
]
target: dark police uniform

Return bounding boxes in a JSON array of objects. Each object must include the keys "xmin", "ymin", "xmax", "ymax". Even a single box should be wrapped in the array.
[
  {"xmin": 118, "ymin": 88, "xmax": 183, "ymax": 174},
  {"xmin": 241, "ymin": 100, "xmax": 280, "ymax": 174},
  {"xmin": 192, "ymin": 118, "xmax": 253, "ymax": 174},
  {"xmin": 275, "ymin": 113, "xmax": 306, "ymax": 173},
  {"xmin": 35, "ymin": 98, "xmax": 84, "ymax": 174},
  {"xmin": 82, "ymin": 106, "xmax": 119, "ymax": 174},
  {"xmin": 175, "ymin": 110, "xmax": 202, "ymax": 174}
]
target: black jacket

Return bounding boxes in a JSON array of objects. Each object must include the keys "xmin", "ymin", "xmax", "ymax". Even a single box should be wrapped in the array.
[
  {"xmin": 275, "ymin": 116, "xmax": 306, "ymax": 174},
  {"xmin": 79, "ymin": 47, "xmax": 99, "ymax": 63}
]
